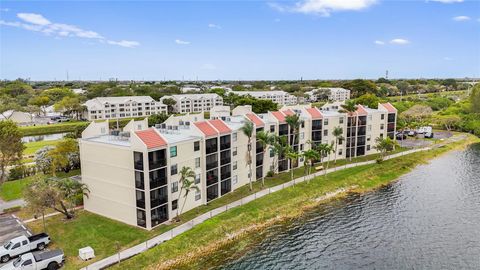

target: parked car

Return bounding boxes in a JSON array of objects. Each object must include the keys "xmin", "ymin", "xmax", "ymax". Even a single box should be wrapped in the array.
[
  {"xmin": 417, "ymin": 126, "xmax": 432, "ymax": 134},
  {"xmin": 396, "ymin": 132, "xmax": 407, "ymax": 140},
  {"xmin": 424, "ymin": 132, "xmax": 434, "ymax": 138},
  {"xmin": 408, "ymin": 130, "xmax": 417, "ymax": 137},
  {"xmin": 0, "ymin": 250, "xmax": 65, "ymax": 270},
  {"xmin": 57, "ymin": 117, "xmax": 70, "ymax": 122},
  {"xmin": 0, "ymin": 234, "xmax": 51, "ymax": 263}
]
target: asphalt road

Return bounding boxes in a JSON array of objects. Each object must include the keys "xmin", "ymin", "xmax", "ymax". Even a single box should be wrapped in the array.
[{"xmin": 0, "ymin": 214, "xmax": 31, "ymax": 266}]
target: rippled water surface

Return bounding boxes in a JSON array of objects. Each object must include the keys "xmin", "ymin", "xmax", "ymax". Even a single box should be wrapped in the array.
[{"xmin": 218, "ymin": 144, "xmax": 480, "ymax": 270}]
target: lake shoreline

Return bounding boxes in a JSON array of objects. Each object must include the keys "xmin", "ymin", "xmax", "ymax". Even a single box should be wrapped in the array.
[{"xmin": 112, "ymin": 134, "xmax": 479, "ymax": 270}]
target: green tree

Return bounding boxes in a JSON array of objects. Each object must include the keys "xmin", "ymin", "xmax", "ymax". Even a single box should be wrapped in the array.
[
  {"xmin": 470, "ymin": 84, "xmax": 480, "ymax": 113},
  {"xmin": 48, "ymin": 138, "xmax": 79, "ymax": 176},
  {"xmin": 28, "ymin": 96, "xmax": 51, "ymax": 116},
  {"xmin": 302, "ymin": 149, "xmax": 319, "ymax": 183},
  {"xmin": 355, "ymin": 93, "xmax": 379, "ymax": 109},
  {"xmin": 1, "ymin": 80, "xmax": 33, "ymax": 97},
  {"xmin": 176, "ymin": 166, "xmax": 199, "ymax": 220},
  {"xmin": 342, "ymin": 79, "xmax": 378, "ymax": 97},
  {"xmin": 148, "ymin": 113, "xmax": 169, "ymax": 127},
  {"xmin": 285, "ymin": 146, "xmax": 300, "ymax": 185},
  {"xmin": 162, "ymin": 98, "xmax": 177, "ymax": 113},
  {"xmin": 256, "ymin": 130, "xmax": 273, "ymax": 187},
  {"xmin": 332, "ymin": 126, "xmax": 344, "ymax": 164},
  {"xmin": 54, "ymin": 96, "xmax": 85, "ymax": 119},
  {"xmin": 374, "ymin": 137, "xmax": 399, "ymax": 161},
  {"xmin": 0, "ymin": 95, "xmax": 21, "ymax": 119},
  {"xmin": 285, "ymin": 114, "xmax": 301, "ymax": 170},
  {"xmin": 43, "ymin": 87, "xmax": 75, "ymax": 103},
  {"xmin": 396, "ymin": 81, "xmax": 410, "ymax": 98},
  {"xmin": 241, "ymin": 121, "xmax": 254, "ymax": 191},
  {"xmin": 0, "ymin": 120, "xmax": 25, "ymax": 184},
  {"xmin": 340, "ymin": 100, "xmax": 358, "ymax": 161}
]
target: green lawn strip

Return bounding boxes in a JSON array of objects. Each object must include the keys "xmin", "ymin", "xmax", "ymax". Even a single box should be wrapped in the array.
[
  {"xmin": 20, "ymin": 121, "xmax": 89, "ymax": 136},
  {"xmin": 24, "ymin": 140, "xmax": 60, "ymax": 156},
  {"xmin": 110, "ymin": 135, "xmax": 477, "ymax": 270},
  {"xmin": 0, "ymin": 169, "xmax": 80, "ymax": 202}
]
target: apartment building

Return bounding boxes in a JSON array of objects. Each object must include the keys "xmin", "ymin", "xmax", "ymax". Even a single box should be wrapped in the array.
[
  {"xmin": 306, "ymin": 88, "xmax": 351, "ymax": 102},
  {"xmin": 160, "ymin": 94, "xmax": 223, "ymax": 113},
  {"xmin": 79, "ymin": 102, "xmax": 396, "ymax": 230},
  {"xmin": 230, "ymin": 90, "xmax": 298, "ymax": 106},
  {"xmin": 84, "ymin": 96, "xmax": 167, "ymax": 121}
]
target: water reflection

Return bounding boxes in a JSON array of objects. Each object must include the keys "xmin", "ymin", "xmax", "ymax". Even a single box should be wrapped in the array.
[{"xmin": 219, "ymin": 144, "xmax": 480, "ymax": 270}]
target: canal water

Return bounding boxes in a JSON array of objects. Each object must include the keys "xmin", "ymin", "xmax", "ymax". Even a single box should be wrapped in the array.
[
  {"xmin": 218, "ymin": 144, "xmax": 480, "ymax": 269},
  {"xmin": 21, "ymin": 132, "xmax": 68, "ymax": 143}
]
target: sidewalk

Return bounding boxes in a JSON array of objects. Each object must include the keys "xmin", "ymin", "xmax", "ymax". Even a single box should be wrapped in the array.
[
  {"xmin": 0, "ymin": 198, "xmax": 25, "ymax": 213},
  {"xmin": 81, "ymin": 147, "xmax": 430, "ymax": 270}
]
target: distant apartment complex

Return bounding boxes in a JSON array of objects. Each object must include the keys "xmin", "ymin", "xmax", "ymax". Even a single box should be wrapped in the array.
[
  {"xmin": 231, "ymin": 90, "xmax": 298, "ymax": 105},
  {"xmin": 306, "ymin": 88, "xmax": 351, "ymax": 102},
  {"xmin": 160, "ymin": 94, "xmax": 223, "ymax": 113},
  {"xmin": 84, "ymin": 96, "xmax": 167, "ymax": 120},
  {"xmin": 79, "ymin": 102, "xmax": 397, "ymax": 230}
]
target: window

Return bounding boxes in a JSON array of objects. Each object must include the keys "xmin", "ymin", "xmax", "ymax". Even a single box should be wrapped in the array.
[
  {"xmin": 381, "ymin": 114, "xmax": 385, "ymax": 120},
  {"xmin": 233, "ymin": 161, "xmax": 238, "ymax": 170},
  {"xmin": 171, "ymin": 164, "xmax": 178, "ymax": 175},
  {"xmin": 323, "ymin": 130, "xmax": 328, "ymax": 136},
  {"xmin": 339, "ymin": 117, "xmax": 344, "ymax": 124},
  {"xmin": 233, "ymin": 147, "xmax": 237, "ymax": 156},
  {"xmin": 195, "ymin": 190, "xmax": 201, "ymax": 201},
  {"xmin": 380, "ymin": 124, "xmax": 385, "ymax": 130},
  {"xmin": 171, "ymin": 181, "xmax": 178, "ymax": 193},
  {"xmin": 22, "ymin": 259, "xmax": 32, "ymax": 266},
  {"xmin": 232, "ymin": 133, "xmax": 237, "ymax": 142},
  {"xmin": 367, "ymin": 135, "xmax": 371, "ymax": 141},
  {"xmin": 232, "ymin": 175, "xmax": 238, "ymax": 185},
  {"xmin": 195, "ymin": 173, "xmax": 201, "ymax": 184},
  {"xmin": 324, "ymin": 119, "xmax": 329, "ymax": 125},
  {"xmin": 270, "ymin": 148, "xmax": 274, "ymax": 157},
  {"xmin": 300, "ymin": 144, "xmax": 304, "ymax": 151},
  {"xmin": 134, "ymin": 152, "xmax": 144, "ymax": 170},
  {"xmin": 170, "ymin": 146, "xmax": 177, "ymax": 157},
  {"xmin": 194, "ymin": 141, "xmax": 200, "ymax": 151},
  {"xmin": 300, "ymin": 132, "xmax": 304, "ymax": 139},
  {"xmin": 339, "ymin": 149, "xmax": 343, "ymax": 155},
  {"xmin": 135, "ymin": 171, "xmax": 144, "ymax": 189},
  {"xmin": 368, "ymin": 125, "xmax": 372, "ymax": 131},
  {"xmin": 12, "ymin": 243, "xmax": 20, "ymax": 249},
  {"xmin": 270, "ymin": 125, "xmax": 275, "ymax": 132},
  {"xmin": 367, "ymin": 145, "xmax": 371, "ymax": 151},
  {"xmin": 195, "ymin": 157, "xmax": 201, "ymax": 168},
  {"xmin": 172, "ymin": 199, "xmax": 178, "ymax": 210}
]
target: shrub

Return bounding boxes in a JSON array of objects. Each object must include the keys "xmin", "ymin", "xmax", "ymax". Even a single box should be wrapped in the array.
[
  {"xmin": 266, "ymin": 171, "xmax": 274, "ymax": 177},
  {"xmin": 8, "ymin": 164, "xmax": 37, "ymax": 181}
]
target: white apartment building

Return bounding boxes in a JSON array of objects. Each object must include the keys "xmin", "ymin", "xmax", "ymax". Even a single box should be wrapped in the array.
[
  {"xmin": 79, "ymin": 102, "xmax": 396, "ymax": 230},
  {"xmin": 84, "ymin": 96, "xmax": 167, "ymax": 121},
  {"xmin": 230, "ymin": 90, "xmax": 298, "ymax": 106},
  {"xmin": 160, "ymin": 94, "xmax": 223, "ymax": 114},
  {"xmin": 306, "ymin": 88, "xmax": 351, "ymax": 102}
]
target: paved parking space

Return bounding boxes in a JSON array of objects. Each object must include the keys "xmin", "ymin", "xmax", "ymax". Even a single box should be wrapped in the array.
[{"xmin": 0, "ymin": 214, "xmax": 32, "ymax": 266}]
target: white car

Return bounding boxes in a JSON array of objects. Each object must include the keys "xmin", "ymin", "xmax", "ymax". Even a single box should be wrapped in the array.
[
  {"xmin": 0, "ymin": 250, "xmax": 64, "ymax": 270},
  {"xmin": 0, "ymin": 234, "xmax": 51, "ymax": 263}
]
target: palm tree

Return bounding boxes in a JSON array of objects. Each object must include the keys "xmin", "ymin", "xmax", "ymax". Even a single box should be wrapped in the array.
[
  {"xmin": 340, "ymin": 100, "xmax": 358, "ymax": 161},
  {"xmin": 323, "ymin": 143, "xmax": 334, "ymax": 176},
  {"xmin": 241, "ymin": 121, "xmax": 254, "ymax": 191},
  {"xmin": 285, "ymin": 146, "xmax": 301, "ymax": 185},
  {"xmin": 285, "ymin": 114, "xmax": 301, "ymax": 171},
  {"xmin": 271, "ymin": 135, "xmax": 287, "ymax": 174},
  {"xmin": 256, "ymin": 130, "xmax": 273, "ymax": 187},
  {"xmin": 374, "ymin": 137, "xmax": 399, "ymax": 161},
  {"xmin": 332, "ymin": 126, "xmax": 344, "ymax": 164},
  {"xmin": 176, "ymin": 166, "xmax": 197, "ymax": 220},
  {"xmin": 302, "ymin": 149, "xmax": 319, "ymax": 182}
]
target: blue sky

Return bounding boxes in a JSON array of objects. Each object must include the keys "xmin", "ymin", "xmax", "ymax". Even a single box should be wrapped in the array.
[{"xmin": 0, "ymin": 0, "xmax": 479, "ymax": 80}]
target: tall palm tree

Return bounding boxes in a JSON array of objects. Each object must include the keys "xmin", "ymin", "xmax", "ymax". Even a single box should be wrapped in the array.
[
  {"xmin": 285, "ymin": 146, "xmax": 301, "ymax": 185},
  {"xmin": 256, "ymin": 130, "xmax": 273, "ymax": 187},
  {"xmin": 302, "ymin": 149, "xmax": 319, "ymax": 183},
  {"xmin": 285, "ymin": 114, "xmax": 301, "ymax": 171},
  {"xmin": 241, "ymin": 121, "xmax": 254, "ymax": 191},
  {"xmin": 271, "ymin": 135, "xmax": 287, "ymax": 174},
  {"xmin": 176, "ymin": 166, "xmax": 197, "ymax": 220},
  {"xmin": 340, "ymin": 100, "xmax": 358, "ymax": 161},
  {"xmin": 332, "ymin": 126, "xmax": 344, "ymax": 164},
  {"xmin": 323, "ymin": 142, "xmax": 334, "ymax": 176}
]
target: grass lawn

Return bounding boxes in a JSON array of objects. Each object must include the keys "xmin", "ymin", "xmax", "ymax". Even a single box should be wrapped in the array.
[
  {"xmin": 109, "ymin": 134, "xmax": 477, "ymax": 270},
  {"xmin": 20, "ymin": 121, "xmax": 89, "ymax": 137},
  {"xmin": 24, "ymin": 140, "xmax": 60, "ymax": 156},
  {"xmin": 0, "ymin": 170, "xmax": 80, "ymax": 202}
]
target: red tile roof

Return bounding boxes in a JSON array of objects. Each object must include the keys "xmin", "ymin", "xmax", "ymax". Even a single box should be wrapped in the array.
[
  {"xmin": 382, "ymin": 102, "xmax": 397, "ymax": 113},
  {"xmin": 356, "ymin": 105, "xmax": 368, "ymax": 116},
  {"xmin": 271, "ymin": 111, "xmax": 286, "ymax": 123},
  {"xmin": 135, "ymin": 129, "xmax": 167, "ymax": 149},
  {"xmin": 246, "ymin": 113, "xmax": 264, "ymax": 127},
  {"xmin": 282, "ymin": 109, "xmax": 295, "ymax": 116},
  {"xmin": 306, "ymin": 107, "xmax": 323, "ymax": 119},
  {"xmin": 208, "ymin": 119, "xmax": 231, "ymax": 134},
  {"xmin": 194, "ymin": 121, "xmax": 218, "ymax": 137}
]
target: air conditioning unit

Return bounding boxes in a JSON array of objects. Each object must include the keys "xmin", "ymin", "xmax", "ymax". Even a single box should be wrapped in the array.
[{"xmin": 79, "ymin": 246, "xmax": 95, "ymax": 261}]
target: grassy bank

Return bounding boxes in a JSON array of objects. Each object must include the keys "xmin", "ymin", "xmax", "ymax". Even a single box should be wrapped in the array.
[
  {"xmin": 0, "ymin": 169, "xmax": 80, "ymax": 202},
  {"xmin": 20, "ymin": 121, "xmax": 89, "ymax": 136},
  {"xmin": 110, "ymin": 134, "xmax": 478, "ymax": 270},
  {"xmin": 24, "ymin": 140, "xmax": 60, "ymax": 156}
]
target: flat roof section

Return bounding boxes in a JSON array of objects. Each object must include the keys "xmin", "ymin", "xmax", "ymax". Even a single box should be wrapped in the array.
[
  {"xmin": 208, "ymin": 119, "xmax": 232, "ymax": 134},
  {"xmin": 135, "ymin": 129, "xmax": 167, "ymax": 149},
  {"xmin": 194, "ymin": 121, "xmax": 218, "ymax": 137}
]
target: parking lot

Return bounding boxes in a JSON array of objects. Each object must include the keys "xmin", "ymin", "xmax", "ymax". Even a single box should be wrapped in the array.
[
  {"xmin": 0, "ymin": 214, "xmax": 32, "ymax": 266},
  {"xmin": 397, "ymin": 131, "xmax": 453, "ymax": 148}
]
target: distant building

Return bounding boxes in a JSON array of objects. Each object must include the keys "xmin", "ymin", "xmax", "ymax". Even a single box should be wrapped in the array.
[
  {"xmin": 306, "ymin": 88, "xmax": 351, "ymax": 102},
  {"xmin": 230, "ymin": 90, "xmax": 298, "ymax": 106},
  {"xmin": 0, "ymin": 110, "xmax": 34, "ymax": 125},
  {"xmin": 84, "ymin": 96, "xmax": 167, "ymax": 121},
  {"xmin": 160, "ymin": 94, "xmax": 223, "ymax": 113},
  {"xmin": 180, "ymin": 85, "xmax": 202, "ymax": 93}
]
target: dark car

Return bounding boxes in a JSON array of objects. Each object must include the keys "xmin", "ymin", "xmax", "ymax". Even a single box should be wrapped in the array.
[
  {"xmin": 396, "ymin": 132, "xmax": 407, "ymax": 140},
  {"xmin": 424, "ymin": 132, "xmax": 434, "ymax": 138}
]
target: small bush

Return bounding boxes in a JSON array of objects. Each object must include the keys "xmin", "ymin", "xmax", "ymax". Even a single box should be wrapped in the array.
[
  {"xmin": 266, "ymin": 171, "xmax": 274, "ymax": 177},
  {"xmin": 8, "ymin": 165, "xmax": 37, "ymax": 181},
  {"xmin": 3, "ymin": 206, "xmax": 21, "ymax": 213},
  {"xmin": 375, "ymin": 157, "xmax": 384, "ymax": 164}
]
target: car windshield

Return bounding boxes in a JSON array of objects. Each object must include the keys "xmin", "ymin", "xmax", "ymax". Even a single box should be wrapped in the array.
[
  {"xmin": 3, "ymin": 242, "xmax": 12, "ymax": 249},
  {"xmin": 12, "ymin": 257, "xmax": 22, "ymax": 267}
]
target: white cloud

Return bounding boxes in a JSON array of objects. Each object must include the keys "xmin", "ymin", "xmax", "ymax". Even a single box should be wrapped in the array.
[
  {"xmin": 208, "ymin": 23, "xmax": 221, "ymax": 29},
  {"xmin": 0, "ymin": 8, "xmax": 9, "ymax": 12},
  {"xmin": 0, "ymin": 12, "xmax": 138, "ymax": 48},
  {"xmin": 106, "ymin": 40, "xmax": 140, "ymax": 48},
  {"xmin": 452, "ymin": 15, "xmax": 470, "ymax": 21},
  {"xmin": 270, "ymin": 0, "xmax": 378, "ymax": 16},
  {"xmin": 175, "ymin": 39, "xmax": 190, "ymax": 45},
  {"xmin": 429, "ymin": 0, "xmax": 463, "ymax": 3},
  {"xmin": 374, "ymin": 40, "xmax": 385, "ymax": 45},
  {"xmin": 17, "ymin": 13, "xmax": 51, "ymax": 25},
  {"xmin": 390, "ymin": 38, "xmax": 410, "ymax": 45},
  {"xmin": 201, "ymin": 64, "xmax": 216, "ymax": 70}
]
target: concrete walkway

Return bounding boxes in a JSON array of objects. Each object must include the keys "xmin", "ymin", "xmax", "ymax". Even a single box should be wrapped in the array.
[
  {"xmin": 0, "ymin": 198, "xmax": 25, "ymax": 213},
  {"xmin": 81, "ymin": 147, "xmax": 430, "ymax": 270}
]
